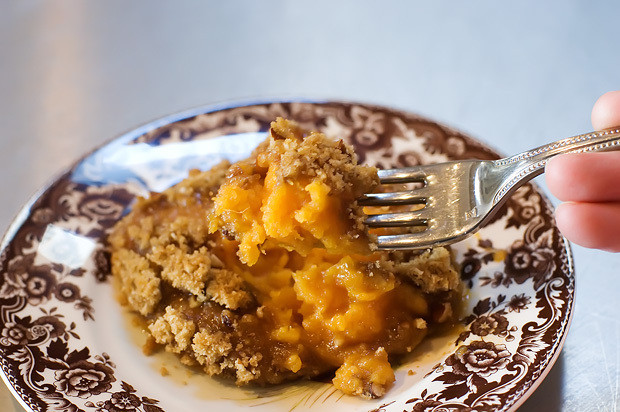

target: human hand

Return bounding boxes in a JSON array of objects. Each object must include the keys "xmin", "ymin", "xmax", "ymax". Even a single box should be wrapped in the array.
[{"xmin": 545, "ymin": 91, "xmax": 620, "ymax": 252}]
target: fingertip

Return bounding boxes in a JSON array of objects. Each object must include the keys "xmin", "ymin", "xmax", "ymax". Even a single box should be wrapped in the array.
[
  {"xmin": 545, "ymin": 152, "xmax": 620, "ymax": 202},
  {"xmin": 545, "ymin": 156, "xmax": 565, "ymax": 200},
  {"xmin": 554, "ymin": 202, "xmax": 620, "ymax": 252},
  {"xmin": 544, "ymin": 153, "xmax": 581, "ymax": 201},
  {"xmin": 545, "ymin": 156, "xmax": 564, "ymax": 200},
  {"xmin": 554, "ymin": 202, "xmax": 596, "ymax": 249},
  {"xmin": 591, "ymin": 90, "xmax": 620, "ymax": 130}
]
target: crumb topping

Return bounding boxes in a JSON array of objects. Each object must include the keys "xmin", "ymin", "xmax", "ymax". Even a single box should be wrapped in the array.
[{"xmin": 109, "ymin": 118, "xmax": 462, "ymax": 399}]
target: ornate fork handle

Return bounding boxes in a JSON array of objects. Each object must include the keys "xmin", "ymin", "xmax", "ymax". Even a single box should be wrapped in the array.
[{"xmin": 492, "ymin": 128, "xmax": 620, "ymax": 205}]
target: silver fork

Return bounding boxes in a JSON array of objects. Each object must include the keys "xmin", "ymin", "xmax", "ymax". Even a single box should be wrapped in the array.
[{"xmin": 360, "ymin": 128, "xmax": 620, "ymax": 250}]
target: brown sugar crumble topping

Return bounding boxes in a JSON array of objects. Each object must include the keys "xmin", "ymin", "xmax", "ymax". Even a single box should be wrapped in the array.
[{"xmin": 108, "ymin": 118, "xmax": 462, "ymax": 399}]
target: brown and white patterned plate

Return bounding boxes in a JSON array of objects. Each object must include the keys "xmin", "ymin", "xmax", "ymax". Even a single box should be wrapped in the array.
[{"xmin": 0, "ymin": 101, "xmax": 574, "ymax": 412}]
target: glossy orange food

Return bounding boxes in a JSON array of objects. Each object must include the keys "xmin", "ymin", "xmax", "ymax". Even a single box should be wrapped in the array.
[{"xmin": 109, "ymin": 118, "xmax": 461, "ymax": 399}]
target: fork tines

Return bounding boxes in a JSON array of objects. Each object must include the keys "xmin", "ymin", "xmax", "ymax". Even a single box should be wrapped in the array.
[{"xmin": 360, "ymin": 167, "xmax": 431, "ymax": 230}]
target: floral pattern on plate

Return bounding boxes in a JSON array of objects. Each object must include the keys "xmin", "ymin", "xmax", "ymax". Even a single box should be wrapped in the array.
[{"xmin": 0, "ymin": 101, "xmax": 574, "ymax": 412}]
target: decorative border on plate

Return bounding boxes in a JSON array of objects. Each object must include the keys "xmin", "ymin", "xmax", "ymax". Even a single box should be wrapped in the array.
[{"xmin": 0, "ymin": 101, "xmax": 574, "ymax": 412}]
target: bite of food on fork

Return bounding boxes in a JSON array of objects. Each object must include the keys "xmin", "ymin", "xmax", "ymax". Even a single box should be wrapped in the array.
[{"xmin": 362, "ymin": 125, "xmax": 620, "ymax": 251}]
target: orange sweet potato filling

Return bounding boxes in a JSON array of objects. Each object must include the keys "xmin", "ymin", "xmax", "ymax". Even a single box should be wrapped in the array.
[
  {"xmin": 208, "ymin": 118, "xmax": 373, "ymax": 265},
  {"xmin": 109, "ymin": 118, "xmax": 461, "ymax": 399}
]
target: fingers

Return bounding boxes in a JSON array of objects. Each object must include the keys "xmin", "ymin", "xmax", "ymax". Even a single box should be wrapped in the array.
[
  {"xmin": 545, "ymin": 152, "xmax": 620, "ymax": 202},
  {"xmin": 591, "ymin": 90, "xmax": 620, "ymax": 130},
  {"xmin": 555, "ymin": 202, "xmax": 620, "ymax": 252},
  {"xmin": 547, "ymin": 89, "xmax": 620, "ymax": 202},
  {"xmin": 545, "ymin": 90, "xmax": 620, "ymax": 252}
]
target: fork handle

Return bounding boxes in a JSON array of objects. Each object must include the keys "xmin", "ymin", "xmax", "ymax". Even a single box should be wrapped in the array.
[{"xmin": 492, "ymin": 127, "xmax": 620, "ymax": 205}]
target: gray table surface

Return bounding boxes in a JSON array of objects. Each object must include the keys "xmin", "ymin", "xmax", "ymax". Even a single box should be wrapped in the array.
[{"xmin": 1, "ymin": 1, "xmax": 619, "ymax": 411}]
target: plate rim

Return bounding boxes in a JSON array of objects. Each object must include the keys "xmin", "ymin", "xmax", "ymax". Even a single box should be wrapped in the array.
[{"xmin": 0, "ymin": 98, "xmax": 575, "ymax": 412}]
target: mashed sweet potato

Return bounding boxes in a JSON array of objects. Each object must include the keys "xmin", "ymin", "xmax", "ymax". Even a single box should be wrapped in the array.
[{"xmin": 109, "ymin": 118, "xmax": 461, "ymax": 399}]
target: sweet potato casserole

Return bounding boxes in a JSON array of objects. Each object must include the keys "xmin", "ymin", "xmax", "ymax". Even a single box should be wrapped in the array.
[{"xmin": 109, "ymin": 118, "xmax": 461, "ymax": 399}]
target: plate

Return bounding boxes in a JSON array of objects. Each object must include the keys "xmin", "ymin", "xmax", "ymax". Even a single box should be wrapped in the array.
[{"xmin": 0, "ymin": 101, "xmax": 574, "ymax": 412}]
